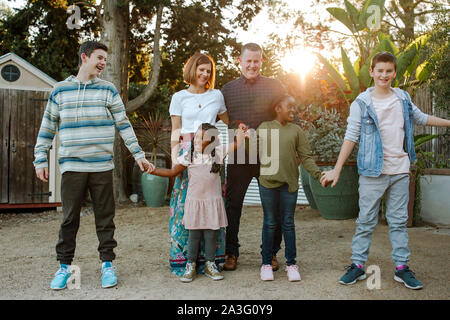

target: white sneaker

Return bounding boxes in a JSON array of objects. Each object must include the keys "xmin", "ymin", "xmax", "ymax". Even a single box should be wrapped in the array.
[
  {"xmin": 260, "ymin": 264, "xmax": 274, "ymax": 281},
  {"xmin": 286, "ymin": 265, "xmax": 301, "ymax": 282}
]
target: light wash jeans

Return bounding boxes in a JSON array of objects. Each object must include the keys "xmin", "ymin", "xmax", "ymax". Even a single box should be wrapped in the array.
[{"xmin": 351, "ymin": 173, "xmax": 410, "ymax": 267}]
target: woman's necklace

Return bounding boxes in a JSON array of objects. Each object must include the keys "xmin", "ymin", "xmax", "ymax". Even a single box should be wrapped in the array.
[{"xmin": 188, "ymin": 86, "xmax": 206, "ymax": 108}]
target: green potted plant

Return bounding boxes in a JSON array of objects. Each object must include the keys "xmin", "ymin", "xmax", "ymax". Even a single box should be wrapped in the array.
[
  {"xmin": 137, "ymin": 112, "xmax": 171, "ymax": 207},
  {"xmin": 305, "ymin": 108, "xmax": 359, "ymax": 220}
]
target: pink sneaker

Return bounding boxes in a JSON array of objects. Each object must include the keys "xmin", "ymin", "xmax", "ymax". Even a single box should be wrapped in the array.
[
  {"xmin": 260, "ymin": 264, "xmax": 274, "ymax": 281},
  {"xmin": 286, "ymin": 265, "xmax": 301, "ymax": 282}
]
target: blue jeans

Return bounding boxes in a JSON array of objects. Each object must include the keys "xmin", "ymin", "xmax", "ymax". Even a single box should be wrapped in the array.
[
  {"xmin": 259, "ymin": 184, "xmax": 298, "ymax": 266},
  {"xmin": 352, "ymin": 174, "xmax": 410, "ymax": 267}
]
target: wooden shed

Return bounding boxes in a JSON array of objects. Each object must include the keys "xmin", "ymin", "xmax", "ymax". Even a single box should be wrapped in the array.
[{"xmin": 0, "ymin": 52, "xmax": 61, "ymax": 209}]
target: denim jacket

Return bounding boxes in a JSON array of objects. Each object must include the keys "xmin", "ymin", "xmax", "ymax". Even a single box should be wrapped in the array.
[{"xmin": 344, "ymin": 87, "xmax": 428, "ymax": 177}]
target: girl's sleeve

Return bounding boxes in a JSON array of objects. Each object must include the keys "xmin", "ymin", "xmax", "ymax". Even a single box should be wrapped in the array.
[
  {"xmin": 169, "ymin": 92, "xmax": 182, "ymax": 116},
  {"xmin": 296, "ymin": 128, "xmax": 321, "ymax": 181}
]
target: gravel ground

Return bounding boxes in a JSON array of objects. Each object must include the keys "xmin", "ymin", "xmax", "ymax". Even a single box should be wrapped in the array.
[{"xmin": 0, "ymin": 205, "xmax": 449, "ymax": 300}]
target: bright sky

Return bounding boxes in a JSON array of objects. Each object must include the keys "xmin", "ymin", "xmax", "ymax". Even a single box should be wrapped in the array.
[
  {"xmin": 2, "ymin": 0, "xmax": 349, "ymax": 76},
  {"xmin": 235, "ymin": 0, "xmax": 349, "ymax": 75}
]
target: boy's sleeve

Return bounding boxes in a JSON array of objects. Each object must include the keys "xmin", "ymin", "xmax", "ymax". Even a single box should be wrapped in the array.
[
  {"xmin": 344, "ymin": 100, "xmax": 362, "ymax": 143},
  {"xmin": 296, "ymin": 128, "xmax": 321, "ymax": 181},
  {"xmin": 405, "ymin": 91, "xmax": 428, "ymax": 126},
  {"xmin": 108, "ymin": 87, "xmax": 145, "ymax": 160},
  {"xmin": 33, "ymin": 90, "xmax": 59, "ymax": 169}
]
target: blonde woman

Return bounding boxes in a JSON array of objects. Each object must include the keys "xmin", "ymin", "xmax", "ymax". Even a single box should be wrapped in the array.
[{"xmin": 168, "ymin": 52, "xmax": 229, "ymax": 276}]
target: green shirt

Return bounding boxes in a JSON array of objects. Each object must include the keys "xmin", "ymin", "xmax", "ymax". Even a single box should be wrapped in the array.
[{"xmin": 257, "ymin": 120, "xmax": 321, "ymax": 193}]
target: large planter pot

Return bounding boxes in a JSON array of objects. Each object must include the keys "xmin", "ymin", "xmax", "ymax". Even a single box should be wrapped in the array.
[
  {"xmin": 309, "ymin": 163, "xmax": 359, "ymax": 220},
  {"xmin": 141, "ymin": 173, "xmax": 169, "ymax": 207},
  {"xmin": 300, "ymin": 165, "xmax": 318, "ymax": 210},
  {"xmin": 419, "ymin": 168, "xmax": 450, "ymax": 225},
  {"xmin": 131, "ymin": 154, "xmax": 169, "ymax": 203}
]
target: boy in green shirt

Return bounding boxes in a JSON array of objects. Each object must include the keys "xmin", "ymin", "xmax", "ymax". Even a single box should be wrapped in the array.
[{"xmin": 257, "ymin": 94, "xmax": 323, "ymax": 282}]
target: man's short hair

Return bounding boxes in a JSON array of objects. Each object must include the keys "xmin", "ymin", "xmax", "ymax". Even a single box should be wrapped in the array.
[
  {"xmin": 78, "ymin": 41, "xmax": 108, "ymax": 66},
  {"xmin": 241, "ymin": 43, "xmax": 263, "ymax": 57},
  {"xmin": 183, "ymin": 52, "xmax": 216, "ymax": 90},
  {"xmin": 370, "ymin": 51, "xmax": 397, "ymax": 71}
]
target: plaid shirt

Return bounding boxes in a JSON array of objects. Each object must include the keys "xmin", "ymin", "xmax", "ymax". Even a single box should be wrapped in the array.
[
  {"xmin": 221, "ymin": 74, "xmax": 286, "ymax": 130},
  {"xmin": 221, "ymin": 74, "xmax": 286, "ymax": 164}
]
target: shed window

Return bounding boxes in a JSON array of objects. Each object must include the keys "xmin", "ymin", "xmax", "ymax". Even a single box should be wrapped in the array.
[{"xmin": 1, "ymin": 64, "xmax": 21, "ymax": 82}]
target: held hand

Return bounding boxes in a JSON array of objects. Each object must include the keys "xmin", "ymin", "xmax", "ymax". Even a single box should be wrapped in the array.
[
  {"xmin": 320, "ymin": 169, "xmax": 339, "ymax": 188},
  {"xmin": 145, "ymin": 162, "xmax": 155, "ymax": 174},
  {"xmin": 238, "ymin": 122, "xmax": 248, "ymax": 132},
  {"xmin": 136, "ymin": 158, "xmax": 151, "ymax": 172},
  {"xmin": 36, "ymin": 167, "xmax": 49, "ymax": 183}
]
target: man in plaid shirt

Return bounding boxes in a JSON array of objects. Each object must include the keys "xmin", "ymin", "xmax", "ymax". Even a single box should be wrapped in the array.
[{"xmin": 221, "ymin": 43, "xmax": 287, "ymax": 271}]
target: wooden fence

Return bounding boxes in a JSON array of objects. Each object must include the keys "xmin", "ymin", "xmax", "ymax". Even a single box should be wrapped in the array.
[{"xmin": 412, "ymin": 86, "xmax": 449, "ymax": 167}]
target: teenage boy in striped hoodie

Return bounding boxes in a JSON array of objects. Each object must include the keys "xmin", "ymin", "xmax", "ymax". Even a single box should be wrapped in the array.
[{"xmin": 34, "ymin": 41, "xmax": 153, "ymax": 290}]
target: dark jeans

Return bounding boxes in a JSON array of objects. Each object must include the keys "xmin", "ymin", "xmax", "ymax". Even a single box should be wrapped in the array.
[
  {"xmin": 259, "ymin": 183, "xmax": 298, "ymax": 266},
  {"xmin": 56, "ymin": 170, "xmax": 117, "ymax": 264},
  {"xmin": 225, "ymin": 164, "xmax": 281, "ymax": 257}
]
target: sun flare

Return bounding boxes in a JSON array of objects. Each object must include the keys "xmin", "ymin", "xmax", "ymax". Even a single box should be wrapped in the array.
[{"xmin": 280, "ymin": 48, "xmax": 317, "ymax": 77}]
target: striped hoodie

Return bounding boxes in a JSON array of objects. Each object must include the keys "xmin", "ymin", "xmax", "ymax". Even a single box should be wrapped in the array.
[{"xmin": 34, "ymin": 75, "xmax": 145, "ymax": 174}]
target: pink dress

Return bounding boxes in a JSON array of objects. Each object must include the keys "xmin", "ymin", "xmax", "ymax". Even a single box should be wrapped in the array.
[{"xmin": 177, "ymin": 145, "xmax": 228, "ymax": 230}]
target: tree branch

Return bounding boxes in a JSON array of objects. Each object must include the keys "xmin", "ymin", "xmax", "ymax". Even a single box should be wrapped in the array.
[
  {"xmin": 414, "ymin": 9, "xmax": 449, "ymax": 17},
  {"xmin": 384, "ymin": 7, "xmax": 403, "ymax": 31},
  {"xmin": 126, "ymin": 4, "xmax": 164, "ymax": 113}
]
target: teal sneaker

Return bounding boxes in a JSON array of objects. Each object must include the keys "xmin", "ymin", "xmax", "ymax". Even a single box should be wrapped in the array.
[
  {"xmin": 339, "ymin": 263, "xmax": 366, "ymax": 285},
  {"xmin": 101, "ymin": 262, "xmax": 118, "ymax": 288},
  {"xmin": 394, "ymin": 266, "xmax": 423, "ymax": 290},
  {"xmin": 50, "ymin": 264, "xmax": 71, "ymax": 290}
]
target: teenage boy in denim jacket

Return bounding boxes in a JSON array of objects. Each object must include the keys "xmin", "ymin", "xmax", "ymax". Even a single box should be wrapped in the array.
[{"xmin": 321, "ymin": 52, "xmax": 450, "ymax": 290}]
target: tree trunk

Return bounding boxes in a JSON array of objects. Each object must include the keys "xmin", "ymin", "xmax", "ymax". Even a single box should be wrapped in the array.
[
  {"xmin": 126, "ymin": 4, "xmax": 164, "ymax": 112},
  {"xmin": 399, "ymin": 0, "xmax": 415, "ymax": 43},
  {"xmin": 101, "ymin": 0, "xmax": 130, "ymax": 203},
  {"xmin": 99, "ymin": 1, "xmax": 164, "ymax": 202}
]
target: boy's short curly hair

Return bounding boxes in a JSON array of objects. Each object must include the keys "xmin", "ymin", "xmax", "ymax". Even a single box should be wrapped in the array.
[{"xmin": 371, "ymin": 51, "xmax": 397, "ymax": 71}]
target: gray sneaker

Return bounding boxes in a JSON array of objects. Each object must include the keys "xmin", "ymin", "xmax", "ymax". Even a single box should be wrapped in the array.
[
  {"xmin": 180, "ymin": 262, "xmax": 196, "ymax": 283},
  {"xmin": 394, "ymin": 266, "xmax": 423, "ymax": 290},
  {"xmin": 339, "ymin": 263, "xmax": 366, "ymax": 285}
]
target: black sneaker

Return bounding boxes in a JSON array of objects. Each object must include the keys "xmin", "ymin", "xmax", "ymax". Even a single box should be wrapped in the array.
[
  {"xmin": 339, "ymin": 263, "xmax": 366, "ymax": 285},
  {"xmin": 394, "ymin": 266, "xmax": 423, "ymax": 290}
]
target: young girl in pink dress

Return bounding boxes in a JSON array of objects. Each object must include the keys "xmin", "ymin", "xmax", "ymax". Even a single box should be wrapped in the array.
[{"xmin": 148, "ymin": 123, "xmax": 245, "ymax": 282}]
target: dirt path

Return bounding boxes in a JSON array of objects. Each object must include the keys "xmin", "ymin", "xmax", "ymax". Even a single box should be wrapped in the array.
[{"xmin": 0, "ymin": 205, "xmax": 448, "ymax": 300}]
